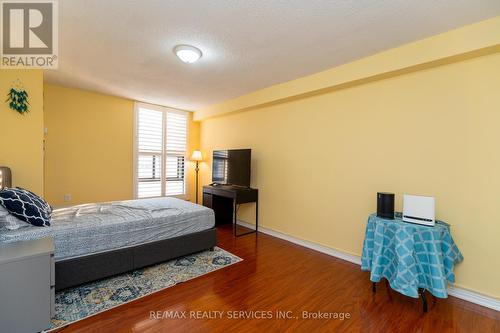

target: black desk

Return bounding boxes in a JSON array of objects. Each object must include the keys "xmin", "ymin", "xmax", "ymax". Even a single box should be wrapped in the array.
[{"xmin": 202, "ymin": 185, "xmax": 258, "ymax": 237}]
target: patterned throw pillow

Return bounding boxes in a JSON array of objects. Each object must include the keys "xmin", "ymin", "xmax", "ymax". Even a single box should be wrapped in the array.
[
  {"xmin": 0, "ymin": 187, "xmax": 52, "ymax": 227},
  {"xmin": 21, "ymin": 188, "xmax": 52, "ymax": 214}
]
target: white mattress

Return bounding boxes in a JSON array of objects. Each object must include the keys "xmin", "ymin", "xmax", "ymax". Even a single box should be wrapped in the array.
[{"xmin": 0, "ymin": 197, "xmax": 215, "ymax": 261}]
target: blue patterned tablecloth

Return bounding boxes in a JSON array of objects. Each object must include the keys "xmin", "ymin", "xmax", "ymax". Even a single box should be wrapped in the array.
[{"xmin": 361, "ymin": 214, "xmax": 463, "ymax": 299}]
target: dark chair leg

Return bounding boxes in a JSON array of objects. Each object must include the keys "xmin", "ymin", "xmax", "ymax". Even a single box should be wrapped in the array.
[
  {"xmin": 431, "ymin": 293, "xmax": 437, "ymax": 307},
  {"xmin": 420, "ymin": 289, "xmax": 428, "ymax": 313},
  {"xmin": 384, "ymin": 279, "xmax": 393, "ymax": 301},
  {"xmin": 372, "ymin": 282, "xmax": 376, "ymax": 293},
  {"xmin": 384, "ymin": 279, "xmax": 391, "ymax": 292}
]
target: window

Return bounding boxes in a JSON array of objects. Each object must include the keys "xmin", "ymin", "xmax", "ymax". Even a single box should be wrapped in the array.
[
  {"xmin": 135, "ymin": 103, "xmax": 188, "ymax": 198},
  {"xmin": 212, "ymin": 150, "xmax": 228, "ymax": 182}
]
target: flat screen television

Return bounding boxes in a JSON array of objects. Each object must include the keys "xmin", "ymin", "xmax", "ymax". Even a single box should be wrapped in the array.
[{"xmin": 212, "ymin": 149, "xmax": 251, "ymax": 187}]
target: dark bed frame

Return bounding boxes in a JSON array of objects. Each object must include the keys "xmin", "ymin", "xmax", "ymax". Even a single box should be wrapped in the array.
[{"xmin": 55, "ymin": 228, "xmax": 217, "ymax": 291}]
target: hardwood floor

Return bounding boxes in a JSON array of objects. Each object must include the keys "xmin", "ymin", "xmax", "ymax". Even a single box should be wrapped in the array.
[{"xmin": 56, "ymin": 225, "xmax": 499, "ymax": 333}]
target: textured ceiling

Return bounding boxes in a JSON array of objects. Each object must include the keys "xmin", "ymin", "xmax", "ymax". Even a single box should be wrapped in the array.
[{"xmin": 44, "ymin": 0, "xmax": 500, "ymax": 111}]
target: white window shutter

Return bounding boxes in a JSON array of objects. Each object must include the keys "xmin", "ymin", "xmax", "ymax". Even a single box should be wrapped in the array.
[
  {"xmin": 136, "ymin": 106, "xmax": 188, "ymax": 198},
  {"xmin": 165, "ymin": 111, "xmax": 187, "ymax": 196}
]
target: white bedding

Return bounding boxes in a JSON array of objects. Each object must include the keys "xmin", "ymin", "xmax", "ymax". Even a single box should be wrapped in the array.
[{"xmin": 0, "ymin": 197, "xmax": 215, "ymax": 261}]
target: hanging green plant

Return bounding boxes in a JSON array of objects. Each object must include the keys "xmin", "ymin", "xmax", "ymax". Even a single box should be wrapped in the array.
[{"xmin": 6, "ymin": 87, "xmax": 29, "ymax": 114}]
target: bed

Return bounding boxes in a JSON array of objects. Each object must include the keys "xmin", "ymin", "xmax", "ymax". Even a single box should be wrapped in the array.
[{"xmin": 0, "ymin": 197, "xmax": 216, "ymax": 290}]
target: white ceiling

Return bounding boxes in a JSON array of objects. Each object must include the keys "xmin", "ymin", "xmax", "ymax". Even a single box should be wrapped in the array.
[{"xmin": 44, "ymin": 0, "xmax": 500, "ymax": 111}]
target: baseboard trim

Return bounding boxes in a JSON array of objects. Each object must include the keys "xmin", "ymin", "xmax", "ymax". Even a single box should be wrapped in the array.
[
  {"xmin": 447, "ymin": 286, "xmax": 500, "ymax": 311},
  {"xmin": 238, "ymin": 221, "xmax": 500, "ymax": 312}
]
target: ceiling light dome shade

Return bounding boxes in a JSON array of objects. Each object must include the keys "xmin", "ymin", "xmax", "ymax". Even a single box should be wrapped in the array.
[{"xmin": 174, "ymin": 45, "xmax": 202, "ymax": 63}]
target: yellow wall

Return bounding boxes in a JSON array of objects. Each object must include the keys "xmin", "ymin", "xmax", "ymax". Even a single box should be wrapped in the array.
[
  {"xmin": 199, "ymin": 52, "xmax": 500, "ymax": 297},
  {"xmin": 196, "ymin": 16, "xmax": 500, "ymax": 120},
  {"xmin": 44, "ymin": 84, "xmax": 200, "ymax": 207},
  {"xmin": 0, "ymin": 70, "xmax": 44, "ymax": 195},
  {"xmin": 186, "ymin": 116, "xmax": 201, "ymax": 203},
  {"xmin": 44, "ymin": 84, "xmax": 135, "ymax": 206}
]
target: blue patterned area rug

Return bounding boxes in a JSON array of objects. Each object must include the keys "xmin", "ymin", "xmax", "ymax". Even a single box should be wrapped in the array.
[{"xmin": 46, "ymin": 247, "xmax": 242, "ymax": 331}]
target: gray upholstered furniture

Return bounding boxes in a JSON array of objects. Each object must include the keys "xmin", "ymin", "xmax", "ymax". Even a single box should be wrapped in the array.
[
  {"xmin": 0, "ymin": 198, "xmax": 217, "ymax": 291},
  {"xmin": 0, "ymin": 166, "xmax": 12, "ymax": 189},
  {"xmin": 0, "ymin": 237, "xmax": 54, "ymax": 333},
  {"xmin": 56, "ymin": 227, "xmax": 216, "ymax": 290}
]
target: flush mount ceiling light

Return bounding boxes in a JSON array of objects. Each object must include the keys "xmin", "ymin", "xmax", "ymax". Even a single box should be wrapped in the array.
[{"xmin": 173, "ymin": 44, "xmax": 202, "ymax": 64}]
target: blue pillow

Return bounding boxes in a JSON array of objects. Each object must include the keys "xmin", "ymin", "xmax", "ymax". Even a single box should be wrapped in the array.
[{"xmin": 0, "ymin": 187, "xmax": 51, "ymax": 227}]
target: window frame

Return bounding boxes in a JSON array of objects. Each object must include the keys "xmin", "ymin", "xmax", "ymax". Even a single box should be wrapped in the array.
[{"xmin": 133, "ymin": 102, "xmax": 188, "ymax": 199}]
